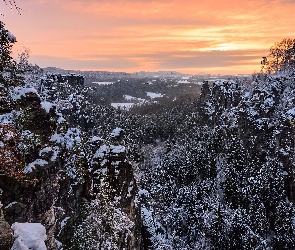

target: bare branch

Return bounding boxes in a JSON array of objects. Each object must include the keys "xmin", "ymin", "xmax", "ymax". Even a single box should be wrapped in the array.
[{"xmin": 1, "ymin": 0, "xmax": 23, "ymax": 15}]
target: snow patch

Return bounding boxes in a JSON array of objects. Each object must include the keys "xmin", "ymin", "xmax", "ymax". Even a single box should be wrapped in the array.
[
  {"xmin": 94, "ymin": 145, "xmax": 108, "ymax": 158},
  {"xmin": 146, "ymin": 92, "xmax": 164, "ymax": 99},
  {"xmin": 110, "ymin": 145, "xmax": 125, "ymax": 154},
  {"xmin": 11, "ymin": 223, "xmax": 47, "ymax": 250},
  {"xmin": 123, "ymin": 95, "xmax": 134, "ymax": 101},
  {"xmin": 0, "ymin": 111, "xmax": 18, "ymax": 124},
  {"xmin": 178, "ymin": 79, "xmax": 190, "ymax": 84},
  {"xmin": 123, "ymin": 94, "xmax": 146, "ymax": 103},
  {"xmin": 111, "ymin": 127, "xmax": 123, "ymax": 137},
  {"xmin": 287, "ymin": 107, "xmax": 295, "ymax": 119},
  {"xmin": 50, "ymin": 133, "xmax": 63, "ymax": 144},
  {"xmin": 57, "ymin": 116, "xmax": 66, "ymax": 124},
  {"xmin": 41, "ymin": 101, "xmax": 54, "ymax": 113},
  {"xmin": 60, "ymin": 216, "xmax": 70, "ymax": 229},
  {"xmin": 4, "ymin": 201, "xmax": 17, "ymax": 209},
  {"xmin": 10, "ymin": 86, "xmax": 38, "ymax": 101},
  {"xmin": 91, "ymin": 136, "xmax": 102, "ymax": 143},
  {"xmin": 39, "ymin": 146, "xmax": 60, "ymax": 161},
  {"xmin": 23, "ymin": 159, "xmax": 48, "ymax": 173},
  {"xmin": 92, "ymin": 82, "xmax": 113, "ymax": 85},
  {"xmin": 55, "ymin": 239, "xmax": 63, "ymax": 249}
]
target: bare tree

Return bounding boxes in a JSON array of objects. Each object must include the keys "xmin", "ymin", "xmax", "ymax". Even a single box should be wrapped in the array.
[{"xmin": 261, "ymin": 38, "xmax": 295, "ymax": 74}]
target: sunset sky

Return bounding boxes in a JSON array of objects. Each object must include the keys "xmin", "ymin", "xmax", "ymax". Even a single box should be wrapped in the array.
[{"xmin": 1, "ymin": 0, "xmax": 295, "ymax": 74}]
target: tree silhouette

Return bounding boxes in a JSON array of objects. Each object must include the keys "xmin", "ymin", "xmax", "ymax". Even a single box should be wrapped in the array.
[
  {"xmin": 261, "ymin": 38, "xmax": 295, "ymax": 74},
  {"xmin": 0, "ymin": 21, "xmax": 24, "ymax": 86}
]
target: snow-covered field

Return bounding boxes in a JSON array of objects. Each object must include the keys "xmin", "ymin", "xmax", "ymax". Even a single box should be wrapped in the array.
[
  {"xmin": 146, "ymin": 92, "xmax": 164, "ymax": 99},
  {"xmin": 92, "ymin": 82, "xmax": 114, "ymax": 85},
  {"xmin": 123, "ymin": 95, "xmax": 146, "ymax": 103}
]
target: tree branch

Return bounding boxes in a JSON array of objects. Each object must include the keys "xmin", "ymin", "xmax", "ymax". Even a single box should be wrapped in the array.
[{"xmin": 1, "ymin": 0, "xmax": 23, "ymax": 15}]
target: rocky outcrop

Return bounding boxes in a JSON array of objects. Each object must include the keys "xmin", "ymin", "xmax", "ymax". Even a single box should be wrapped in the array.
[
  {"xmin": 0, "ymin": 202, "xmax": 14, "ymax": 250},
  {"xmin": 199, "ymin": 76, "xmax": 295, "ymax": 204},
  {"xmin": 0, "ymin": 86, "xmax": 142, "ymax": 249},
  {"xmin": 78, "ymin": 128, "xmax": 142, "ymax": 249}
]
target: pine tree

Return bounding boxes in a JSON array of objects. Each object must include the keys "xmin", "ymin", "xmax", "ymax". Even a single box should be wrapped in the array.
[{"xmin": 0, "ymin": 21, "xmax": 23, "ymax": 86}]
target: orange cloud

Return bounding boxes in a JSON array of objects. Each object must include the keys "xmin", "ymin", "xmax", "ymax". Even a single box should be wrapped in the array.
[{"xmin": 2, "ymin": 0, "xmax": 295, "ymax": 74}]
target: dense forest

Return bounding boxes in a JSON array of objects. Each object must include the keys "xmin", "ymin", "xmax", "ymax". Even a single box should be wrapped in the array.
[{"xmin": 1, "ymin": 21, "xmax": 295, "ymax": 249}]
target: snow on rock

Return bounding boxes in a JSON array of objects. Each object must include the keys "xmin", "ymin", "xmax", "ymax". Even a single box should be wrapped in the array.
[
  {"xmin": 11, "ymin": 223, "xmax": 47, "ymax": 250},
  {"xmin": 38, "ymin": 147, "xmax": 52, "ymax": 155},
  {"xmin": 6, "ymin": 31, "xmax": 16, "ymax": 42},
  {"xmin": 41, "ymin": 101, "xmax": 54, "ymax": 113},
  {"xmin": 286, "ymin": 107, "xmax": 295, "ymax": 120},
  {"xmin": 50, "ymin": 133, "xmax": 63, "ymax": 144},
  {"xmin": 111, "ymin": 127, "xmax": 123, "ymax": 137},
  {"xmin": 94, "ymin": 145, "xmax": 109, "ymax": 158},
  {"xmin": 50, "ymin": 147, "xmax": 60, "ymax": 162},
  {"xmin": 4, "ymin": 201, "xmax": 17, "ymax": 209},
  {"xmin": 55, "ymin": 239, "xmax": 63, "ymax": 249},
  {"xmin": 39, "ymin": 146, "xmax": 60, "ymax": 162},
  {"xmin": 91, "ymin": 136, "xmax": 102, "ymax": 143},
  {"xmin": 50, "ymin": 128, "xmax": 81, "ymax": 150},
  {"xmin": 127, "ymin": 181, "xmax": 134, "ymax": 197},
  {"xmin": 23, "ymin": 159, "xmax": 48, "ymax": 173},
  {"xmin": 57, "ymin": 116, "xmax": 66, "ymax": 124},
  {"xmin": 110, "ymin": 145, "xmax": 125, "ymax": 154},
  {"xmin": 0, "ymin": 111, "xmax": 18, "ymax": 124},
  {"xmin": 138, "ymin": 189, "xmax": 150, "ymax": 197},
  {"xmin": 60, "ymin": 217, "xmax": 70, "ymax": 230},
  {"xmin": 10, "ymin": 87, "xmax": 38, "ymax": 101}
]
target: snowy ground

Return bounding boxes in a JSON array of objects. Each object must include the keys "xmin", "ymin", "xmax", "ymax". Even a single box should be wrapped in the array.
[{"xmin": 11, "ymin": 223, "xmax": 47, "ymax": 250}]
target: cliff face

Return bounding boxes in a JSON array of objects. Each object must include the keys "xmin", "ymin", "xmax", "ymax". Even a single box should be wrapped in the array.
[
  {"xmin": 71, "ymin": 128, "xmax": 141, "ymax": 249},
  {"xmin": 0, "ymin": 202, "xmax": 14, "ymax": 249},
  {"xmin": 0, "ymin": 84, "xmax": 141, "ymax": 249},
  {"xmin": 199, "ymin": 77, "xmax": 295, "ymax": 201}
]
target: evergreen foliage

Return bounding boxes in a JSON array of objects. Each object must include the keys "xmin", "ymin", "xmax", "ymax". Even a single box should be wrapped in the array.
[{"xmin": 0, "ymin": 21, "xmax": 24, "ymax": 86}]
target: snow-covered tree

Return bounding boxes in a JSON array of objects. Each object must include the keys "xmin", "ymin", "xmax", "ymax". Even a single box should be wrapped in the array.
[{"xmin": 0, "ymin": 21, "xmax": 23, "ymax": 86}]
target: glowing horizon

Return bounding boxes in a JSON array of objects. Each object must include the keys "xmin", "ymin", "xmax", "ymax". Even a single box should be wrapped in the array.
[{"xmin": 1, "ymin": 0, "xmax": 295, "ymax": 74}]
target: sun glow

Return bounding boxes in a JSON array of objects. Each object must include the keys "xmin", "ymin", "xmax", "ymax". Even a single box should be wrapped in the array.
[{"xmin": 2, "ymin": 0, "xmax": 295, "ymax": 74}]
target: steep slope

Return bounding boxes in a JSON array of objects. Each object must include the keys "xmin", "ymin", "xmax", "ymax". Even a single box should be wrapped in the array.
[
  {"xmin": 0, "ymin": 81, "xmax": 142, "ymax": 249},
  {"xmin": 139, "ymin": 74, "xmax": 295, "ymax": 249}
]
